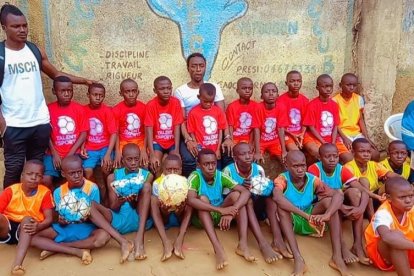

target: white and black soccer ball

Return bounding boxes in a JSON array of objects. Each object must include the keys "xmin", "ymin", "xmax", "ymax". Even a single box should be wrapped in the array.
[
  {"xmin": 57, "ymin": 116, "xmax": 76, "ymax": 135},
  {"xmin": 321, "ymin": 111, "xmax": 334, "ymax": 127},
  {"xmin": 250, "ymin": 175, "xmax": 273, "ymax": 196},
  {"xmin": 264, "ymin": 117, "xmax": 276, "ymax": 134},
  {"xmin": 289, "ymin": 108, "xmax": 301, "ymax": 124},
  {"xmin": 159, "ymin": 113, "xmax": 173, "ymax": 130},
  {"xmin": 239, "ymin": 112, "xmax": 252, "ymax": 129},
  {"xmin": 111, "ymin": 174, "xmax": 145, "ymax": 198},
  {"xmin": 126, "ymin": 113, "xmax": 140, "ymax": 131},
  {"xmin": 203, "ymin": 115, "xmax": 218, "ymax": 135},
  {"xmin": 57, "ymin": 190, "xmax": 91, "ymax": 223},
  {"xmin": 89, "ymin": 117, "xmax": 103, "ymax": 136}
]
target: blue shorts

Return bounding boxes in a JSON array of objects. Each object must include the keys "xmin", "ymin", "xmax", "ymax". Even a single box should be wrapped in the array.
[
  {"xmin": 110, "ymin": 202, "xmax": 153, "ymax": 234},
  {"xmin": 165, "ymin": 213, "xmax": 180, "ymax": 229},
  {"xmin": 43, "ymin": 154, "xmax": 61, "ymax": 178},
  {"xmin": 152, "ymin": 143, "xmax": 175, "ymax": 154},
  {"xmin": 83, "ymin": 147, "xmax": 114, "ymax": 169},
  {"xmin": 52, "ymin": 223, "xmax": 96, "ymax": 243}
]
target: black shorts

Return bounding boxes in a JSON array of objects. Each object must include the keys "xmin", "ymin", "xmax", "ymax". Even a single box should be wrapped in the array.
[{"xmin": 0, "ymin": 218, "xmax": 20, "ymax": 244}]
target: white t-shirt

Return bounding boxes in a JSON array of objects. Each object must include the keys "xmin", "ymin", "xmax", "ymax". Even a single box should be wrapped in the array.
[
  {"xmin": 1, "ymin": 45, "xmax": 49, "ymax": 127},
  {"xmin": 174, "ymin": 83, "xmax": 224, "ymax": 117},
  {"xmin": 372, "ymin": 208, "xmax": 407, "ymax": 236}
]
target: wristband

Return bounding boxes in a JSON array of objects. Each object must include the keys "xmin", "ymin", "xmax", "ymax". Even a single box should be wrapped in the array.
[{"xmin": 185, "ymin": 137, "xmax": 193, "ymax": 144}]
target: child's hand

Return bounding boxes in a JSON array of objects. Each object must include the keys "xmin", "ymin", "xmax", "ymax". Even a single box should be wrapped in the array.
[
  {"xmin": 22, "ymin": 218, "xmax": 38, "ymax": 235},
  {"xmin": 309, "ymin": 213, "xmax": 329, "ymax": 225},
  {"xmin": 139, "ymin": 150, "xmax": 149, "ymax": 168},
  {"xmin": 253, "ymin": 152, "xmax": 264, "ymax": 164},
  {"xmin": 186, "ymin": 140, "xmax": 199, "ymax": 157},
  {"xmin": 342, "ymin": 136, "xmax": 352, "ymax": 150},
  {"xmin": 80, "ymin": 148, "xmax": 89, "ymax": 159},
  {"xmin": 242, "ymin": 177, "xmax": 252, "ymax": 190},
  {"xmin": 58, "ymin": 216, "xmax": 70, "ymax": 225},
  {"xmin": 52, "ymin": 153, "xmax": 62, "ymax": 170},
  {"xmin": 113, "ymin": 151, "xmax": 122, "ymax": 169},
  {"xmin": 346, "ymin": 206, "xmax": 364, "ymax": 220},
  {"xmin": 375, "ymin": 194, "xmax": 387, "ymax": 202},
  {"xmin": 222, "ymin": 139, "xmax": 234, "ymax": 157},
  {"xmin": 149, "ymin": 155, "xmax": 160, "ymax": 174},
  {"xmin": 281, "ymin": 150, "xmax": 288, "ymax": 164},
  {"xmin": 215, "ymin": 149, "xmax": 222, "ymax": 160},
  {"xmin": 219, "ymin": 215, "xmax": 233, "ymax": 231},
  {"xmin": 101, "ymin": 154, "xmax": 113, "ymax": 173},
  {"xmin": 296, "ymin": 133, "xmax": 304, "ymax": 148},
  {"xmin": 219, "ymin": 206, "xmax": 238, "ymax": 216}
]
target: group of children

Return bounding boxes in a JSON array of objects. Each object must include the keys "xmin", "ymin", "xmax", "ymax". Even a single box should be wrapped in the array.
[{"xmin": 1, "ymin": 69, "xmax": 414, "ymax": 276}]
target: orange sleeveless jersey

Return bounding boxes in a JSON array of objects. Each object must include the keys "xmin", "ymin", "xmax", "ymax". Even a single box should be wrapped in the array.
[
  {"xmin": 3, "ymin": 184, "xmax": 53, "ymax": 222},
  {"xmin": 365, "ymin": 201, "xmax": 414, "ymax": 270}
]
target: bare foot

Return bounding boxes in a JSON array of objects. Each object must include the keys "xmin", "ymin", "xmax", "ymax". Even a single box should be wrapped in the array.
[
  {"xmin": 161, "ymin": 240, "xmax": 173, "ymax": 262},
  {"xmin": 215, "ymin": 248, "xmax": 228, "ymax": 270},
  {"xmin": 260, "ymin": 242, "xmax": 282, "ymax": 263},
  {"xmin": 235, "ymin": 245, "xmax": 257, "ymax": 262},
  {"xmin": 120, "ymin": 240, "xmax": 134, "ymax": 264},
  {"xmin": 173, "ymin": 239, "xmax": 185, "ymax": 259},
  {"xmin": 271, "ymin": 242, "xmax": 293, "ymax": 259},
  {"xmin": 342, "ymin": 247, "xmax": 359, "ymax": 264},
  {"xmin": 39, "ymin": 250, "xmax": 55, "ymax": 260},
  {"xmin": 290, "ymin": 257, "xmax": 307, "ymax": 276},
  {"xmin": 134, "ymin": 240, "xmax": 147, "ymax": 260},
  {"xmin": 351, "ymin": 246, "xmax": 372, "ymax": 266},
  {"xmin": 329, "ymin": 259, "xmax": 353, "ymax": 276},
  {"xmin": 11, "ymin": 265, "xmax": 25, "ymax": 275},
  {"xmin": 81, "ymin": 249, "xmax": 93, "ymax": 265}
]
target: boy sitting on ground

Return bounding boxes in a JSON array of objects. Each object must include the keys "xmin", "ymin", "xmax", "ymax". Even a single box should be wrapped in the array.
[
  {"xmin": 273, "ymin": 150, "xmax": 352, "ymax": 276},
  {"xmin": 187, "ymin": 149, "xmax": 252, "ymax": 270},
  {"xmin": 223, "ymin": 142, "xmax": 288, "ymax": 262},
  {"xmin": 380, "ymin": 140, "xmax": 414, "ymax": 184},
  {"xmin": 308, "ymin": 143, "xmax": 371, "ymax": 265},
  {"xmin": 365, "ymin": 177, "xmax": 414, "ymax": 275},
  {"xmin": 0, "ymin": 160, "xmax": 54, "ymax": 275},
  {"xmin": 151, "ymin": 154, "xmax": 192, "ymax": 261}
]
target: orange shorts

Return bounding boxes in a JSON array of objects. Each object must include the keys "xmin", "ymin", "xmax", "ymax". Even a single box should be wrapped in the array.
[
  {"xmin": 260, "ymin": 141, "xmax": 282, "ymax": 157},
  {"xmin": 303, "ymin": 135, "xmax": 349, "ymax": 155},
  {"xmin": 119, "ymin": 139, "xmax": 145, "ymax": 152},
  {"xmin": 368, "ymin": 243, "xmax": 414, "ymax": 271},
  {"xmin": 285, "ymin": 133, "xmax": 310, "ymax": 149}
]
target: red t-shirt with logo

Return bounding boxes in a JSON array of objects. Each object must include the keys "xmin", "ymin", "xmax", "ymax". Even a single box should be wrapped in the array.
[
  {"xmin": 48, "ymin": 101, "xmax": 89, "ymax": 157},
  {"xmin": 84, "ymin": 104, "xmax": 117, "ymax": 151},
  {"xmin": 226, "ymin": 100, "xmax": 259, "ymax": 143},
  {"xmin": 187, "ymin": 104, "xmax": 228, "ymax": 152},
  {"xmin": 303, "ymin": 97, "xmax": 340, "ymax": 143},
  {"xmin": 277, "ymin": 92, "xmax": 309, "ymax": 134},
  {"xmin": 257, "ymin": 102, "xmax": 288, "ymax": 144},
  {"xmin": 112, "ymin": 100, "xmax": 146, "ymax": 144},
  {"xmin": 144, "ymin": 96, "xmax": 184, "ymax": 149}
]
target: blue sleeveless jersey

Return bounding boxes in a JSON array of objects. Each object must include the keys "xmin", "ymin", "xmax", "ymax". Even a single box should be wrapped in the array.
[
  {"xmin": 282, "ymin": 172, "xmax": 316, "ymax": 211},
  {"xmin": 225, "ymin": 163, "xmax": 259, "ymax": 185},
  {"xmin": 195, "ymin": 168, "xmax": 224, "ymax": 207},
  {"xmin": 314, "ymin": 162, "xmax": 343, "ymax": 190},
  {"xmin": 114, "ymin": 167, "xmax": 149, "ymax": 181}
]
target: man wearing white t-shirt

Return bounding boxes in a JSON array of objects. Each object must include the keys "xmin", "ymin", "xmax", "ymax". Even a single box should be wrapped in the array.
[
  {"xmin": 0, "ymin": 4, "xmax": 93, "ymax": 188},
  {"xmin": 174, "ymin": 53, "xmax": 233, "ymax": 177}
]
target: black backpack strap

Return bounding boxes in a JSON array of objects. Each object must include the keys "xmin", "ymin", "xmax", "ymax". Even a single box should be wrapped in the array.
[
  {"xmin": 25, "ymin": 41, "xmax": 42, "ymax": 72},
  {"xmin": 0, "ymin": 40, "xmax": 5, "ymax": 89}
]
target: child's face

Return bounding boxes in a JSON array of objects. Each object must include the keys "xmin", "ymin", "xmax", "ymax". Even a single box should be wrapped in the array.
[
  {"xmin": 316, "ymin": 77, "xmax": 334, "ymax": 99},
  {"xmin": 234, "ymin": 144, "xmax": 253, "ymax": 167},
  {"xmin": 197, "ymin": 154, "xmax": 217, "ymax": 182},
  {"xmin": 54, "ymin": 82, "xmax": 73, "ymax": 106},
  {"xmin": 286, "ymin": 73, "xmax": 302, "ymax": 94},
  {"xmin": 122, "ymin": 149, "xmax": 140, "ymax": 173},
  {"xmin": 236, "ymin": 79, "xmax": 253, "ymax": 101},
  {"xmin": 62, "ymin": 161, "xmax": 84, "ymax": 188},
  {"xmin": 21, "ymin": 163, "xmax": 43, "ymax": 190},
  {"xmin": 320, "ymin": 147, "xmax": 339, "ymax": 171},
  {"xmin": 261, "ymin": 84, "xmax": 278, "ymax": 104},
  {"xmin": 154, "ymin": 80, "xmax": 172, "ymax": 102},
  {"xmin": 286, "ymin": 154, "xmax": 307, "ymax": 180},
  {"xmin": 163, "ymin": 160, "xmax": 182, "ymax": 175},
  {"xmin": 188, "ymin": 56, "xmax": 206, "ymax": 83},
  {"xmin": 88, "ymin": 87, "xmax": 105, "ymax": 108},
  {"xmin": 388, "ymin": 184, "xmax": 414, "ymax": 213},
  {"xmin": 340, "ymin": 75, "xmax": 358, "ymax": 95},
  {"xmin": 120, "ymin": 81, "xmax": 139, "ymax": 106},
  {"xmin": 198, "ymin": 92, "xmax": 215, "ymax": 109},
  {"xmin": 389, "ymin": 143, "xmax": 408, "ymax": 167},
  {"xmin": 353, "ymin": 142, "xmax": 371, "ymax": 164}
]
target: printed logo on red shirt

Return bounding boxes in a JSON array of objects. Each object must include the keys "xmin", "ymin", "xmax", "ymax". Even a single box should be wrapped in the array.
[
  {"xmin": 203, "ymin": 115, "xmax": 218, "ymax": 135},
  {"xmin": 159, "ymin": 113, "xmax": 172, "ymax": 130},
  {"xmin": 58, "ymin": 116, "xmax": 76, "ymax": 135},
  {"xmin": 126, "ymin": 113, "xmax": 141, "ymax": 132},
  {"xmin": 320, "ymin": 111, "xmax": 334, "ymax": 137},
  {"xmin": 264, "ymin": 117, "xmax": 276, "ymax": 134},
  {"xmin": 89, "ymin": 117, "xmax": 104, "ymax": 143}
]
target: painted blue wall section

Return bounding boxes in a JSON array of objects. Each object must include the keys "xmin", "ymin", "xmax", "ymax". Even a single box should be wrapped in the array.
[{"xmin": 146, "ymin": 0, "xmax": 248, "ymax": 80}]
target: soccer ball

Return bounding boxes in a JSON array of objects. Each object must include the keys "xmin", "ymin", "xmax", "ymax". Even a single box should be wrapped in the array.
[
  {"xmin": 203, "ymin": 115, "xmax": 218, "ymax": 135},
  {"xmin": 57, "ymin": 190, "xmax": 91, "ymax": 223},
  {"xmin": 264, "ymin": 117, "xmax": 276, "ymax": 134},
  {"xmin": 239, "ymin": 112, "xmax": 252, "ymax": 129},
  {"xmin": 158, "ymin": 174, "xmax": 189, "ymax": 209},
  {"xmin": 57, "ymin": 116, "xmax": 76, "ymax": 135},
  {"xmin": 159, "ymin": 113, "xmax": 172, "ymax": 130},
  {"xmin": 89, "ymin": 117, "xmax": 103, "ymax": 136},
  {"xmin": 289, "ymin": 108, "xmax": 301, "ymax": 124},
  {"xmin": 250, "ymin": 175, "xmax": 273, "ymax": 196},
  {"xmin": 321, "ymin": 111, "xmax": 334, "ymax": 127},
  {"xmin": 111, "ymin": 174, "xmax": 145, "ymax": 198},
  {"xmin": 126, "ymin": 113, "xmax": 140, "ymax": 131}
]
